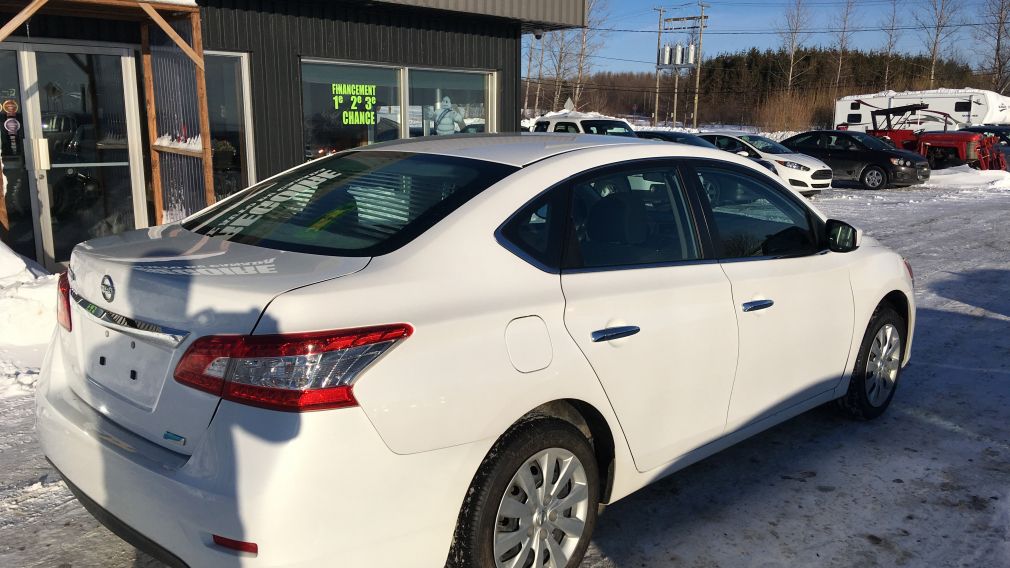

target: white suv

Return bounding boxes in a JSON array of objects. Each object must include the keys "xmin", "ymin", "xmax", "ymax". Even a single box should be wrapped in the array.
[{"xmin": 531, "ymin": 114, "xmax": 637, "ymax": 137}]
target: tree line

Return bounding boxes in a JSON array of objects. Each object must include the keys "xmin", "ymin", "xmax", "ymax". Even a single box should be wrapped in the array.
[{"xmin": 523, "ymin": 0, "xmax": 1010, "ymax": 130}]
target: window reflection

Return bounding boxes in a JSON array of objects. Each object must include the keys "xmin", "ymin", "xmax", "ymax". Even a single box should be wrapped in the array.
[
  {"xmin": 301, "ymin": 62, "xmax": 400, "ymax": 160},
  {"xmin": 408, "ymin": 70, "xmax": 488, "ymax": 137},
  {"xmin": 206, "ymin": 54, "xmax": 253, "ymax": 200}
]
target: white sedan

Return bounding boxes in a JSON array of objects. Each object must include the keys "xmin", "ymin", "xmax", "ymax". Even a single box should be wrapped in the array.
[
  {"xmin": 699, "ymin": 131, "xmax": 834, "ymax": 195},
  {"xmin": 38, "ymin": 134, "xmax": 914, "ymax": 568}
]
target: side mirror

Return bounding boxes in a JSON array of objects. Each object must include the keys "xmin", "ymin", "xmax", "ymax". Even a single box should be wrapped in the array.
[
  {"xmin": 736, "ymin": 150, "xmax": 750, "ymax": 157},
  {"xmin": 826, "ymin": 219, "xmax": 860, "ymax": 253}
]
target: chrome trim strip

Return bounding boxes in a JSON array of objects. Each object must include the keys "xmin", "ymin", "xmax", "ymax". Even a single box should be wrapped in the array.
[
  {"xmin": 591, "ymin": 325, "xmax": 641, "ymax": 343},
  {"xmin": 69, "ymin": 289, "xmax": 190, "ymax": 348}
]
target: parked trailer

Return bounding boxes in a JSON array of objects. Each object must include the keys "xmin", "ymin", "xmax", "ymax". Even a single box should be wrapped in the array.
[{"xmin": 836, "ymin": 89, "xmax": 1010, "ymax": 132}]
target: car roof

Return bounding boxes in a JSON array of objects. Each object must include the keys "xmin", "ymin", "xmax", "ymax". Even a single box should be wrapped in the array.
[{"xmin": 357, "ymin": 133, "xmax": 652, "ymax": 167}]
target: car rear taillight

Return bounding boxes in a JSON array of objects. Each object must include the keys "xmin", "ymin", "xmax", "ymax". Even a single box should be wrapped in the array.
[
  {"xmin": 57, "ymin": 272, "xmax": 72, "ymax": 332},
  {"xmin": 174, "ymin": 324, "xmax": 412, "ymax": 411}
]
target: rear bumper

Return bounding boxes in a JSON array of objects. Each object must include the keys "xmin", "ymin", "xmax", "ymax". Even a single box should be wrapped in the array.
[{"xmin": 37, "ymin": 338, "xmax": 489, "ymax": 567}]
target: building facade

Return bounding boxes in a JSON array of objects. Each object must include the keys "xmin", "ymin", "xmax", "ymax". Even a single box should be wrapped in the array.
[{"xmin": 0, "ymin": 0, "xmax": 583, "ymax": 269}]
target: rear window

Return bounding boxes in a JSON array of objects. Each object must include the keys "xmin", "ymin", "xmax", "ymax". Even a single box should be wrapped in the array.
[
  {"xmin": 183, "ymin": 151, "xmax": 517, "ymax": 256},
  {"xmin": 581, "ymin": 120, "xmax": 636, "ymax": 137}
]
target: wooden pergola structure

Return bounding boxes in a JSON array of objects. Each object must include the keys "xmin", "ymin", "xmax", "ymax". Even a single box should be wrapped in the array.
[{"xmin": 0, "ymin": 0, "xmax": 215, "ymax": 223}]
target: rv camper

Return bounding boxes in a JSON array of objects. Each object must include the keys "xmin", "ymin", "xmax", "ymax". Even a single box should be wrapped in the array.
[{"xmin": 836, "ymin": 89, "xmax": 1010, "ymax": 132}]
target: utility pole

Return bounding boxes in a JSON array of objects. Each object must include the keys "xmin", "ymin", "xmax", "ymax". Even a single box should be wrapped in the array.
[
  {"xmin": 661, "ymin": 12, "xmax": 708, "ymax": 127},
  {"xmin": 653, "ymin": 7, "xmax": 665, "ymax": 126},
  {"xmin": 692, "ymin": 2, "xmax": 707, "ymax": 128}
]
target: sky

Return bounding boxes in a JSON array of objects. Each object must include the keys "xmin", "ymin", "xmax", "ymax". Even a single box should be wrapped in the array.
[{"xmin": 543, "ymin": 0, "xmax": 985, "ymax": 75}]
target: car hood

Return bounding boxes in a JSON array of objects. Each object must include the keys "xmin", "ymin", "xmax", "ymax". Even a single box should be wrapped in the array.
[{"xmin": 764, "ymin": 152, "xmax": 831, "ymax": 170}]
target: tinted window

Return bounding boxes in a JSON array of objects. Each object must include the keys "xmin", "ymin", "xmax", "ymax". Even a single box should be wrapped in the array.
[
  {"xmin": 184, "ymin": 151, "xmax": 517, "ymax": 256},
  {"xmin": 954, "ymin": 101, "xmax": 971, "ymax": 112},
  {"xmin": 581, "ymin": 120, "xmax": 636, "ymax": 137},
  {"xmin": 787, "ymin": 132, "xmax": 821, "ymax": 148},
  {"xmin": 850, "ymin": 102, "xmax": 860, "ymax": 110},
  {"xmin": 849, "ymin": 132, "xmax": 892, "ymax": 151},
  {"xmin": 533, "ymin": 121, "xmax": 550, "ymax": 132},
  {"xmin": 499, "ymin": 188, "xmax": 568, "ymax": 270},
  {"xmin": 693, "ymin": 164, "xmax": 818, "ymax": 259},
  {"xmin": 565, "ymin": 164, "xmax": 700, "ymax": 269},
  {"xmin": 554, "ymin": 122, "xmax": 580, "ymax": 133},
  {"xmin": 846, "ymin": 113, "xmax": 862, "ymax": 123}
]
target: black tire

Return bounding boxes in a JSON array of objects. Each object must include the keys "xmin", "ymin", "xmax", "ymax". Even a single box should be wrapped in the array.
[
  {"xmin": 447, "ymin": 415, "xmax": 600, "ymax": 568},
  {"xmin": 837, "ymin": 305, "xmax": 906, "ymax": 420},
  {"xmin": 860, "ymin": 165, "xmax": 887, "ymax": 190}
]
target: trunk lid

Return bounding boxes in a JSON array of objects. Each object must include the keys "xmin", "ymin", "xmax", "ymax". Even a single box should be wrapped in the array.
[{"xmin": 65, "ymin": 224, "xmax": 369, "ymax": 454}]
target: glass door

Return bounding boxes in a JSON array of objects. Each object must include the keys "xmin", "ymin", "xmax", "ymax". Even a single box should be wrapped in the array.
[{"xmin": 29, "ymin": 46, "xmax": 146, "ymax": 266}]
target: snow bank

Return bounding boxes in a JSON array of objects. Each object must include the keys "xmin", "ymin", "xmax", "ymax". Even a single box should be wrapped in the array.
[
  {"xmin": 921, "ymin": 164, "xmax": 1010, "ymax": 191},
  {"xmin": 0, "ymin": 242, "xmax": 56, "ymax": 349}
]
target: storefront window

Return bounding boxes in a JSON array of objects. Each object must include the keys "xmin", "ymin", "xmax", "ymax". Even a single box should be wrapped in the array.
[
  {"xmin": 0, "ymin": 49, "xmax": 36, "ymax": 259},
  {"xmin": 408, "ymin": 69, "xmax": 488, "ymax": 137},
  {"xmin": 206, "ymin": 53, "xmax": 255, "ymax": 200},
  {"xmin": 301, "ymin": 62, "xmax": 400, "ymax": 160}
]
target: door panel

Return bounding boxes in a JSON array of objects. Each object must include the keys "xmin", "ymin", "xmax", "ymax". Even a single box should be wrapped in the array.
[
  {"xmin": 689, "ymin": 161, "xmax": 855, "ymax": 430},
  {"xmin": 721, "ymin": 254, "xmax": 854, "ymax": 429},
  {"xmin": 559, "ymin": 162, "xmax": 739, "ymax": 472}
]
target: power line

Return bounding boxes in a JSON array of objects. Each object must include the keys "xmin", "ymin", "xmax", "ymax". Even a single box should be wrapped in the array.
[{"xmin": 586, "ymin": 19, "xmax": 995, "ymax": 36}]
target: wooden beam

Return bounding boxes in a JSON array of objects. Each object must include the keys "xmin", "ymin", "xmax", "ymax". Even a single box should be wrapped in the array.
[
  {"xmin": 141, "ymin": 23, "xmax": 164, "ymax": 225},
  {"xmin": 139, "ymin": 2, "xmax": 203, "ymax": 70},
  {"xmin": 190, "ymin": 11, "xmax": 215, "ymax": 206},
  {"xmin": 0, "ymin": 0, "xmax": 49, "ymax": 43}
]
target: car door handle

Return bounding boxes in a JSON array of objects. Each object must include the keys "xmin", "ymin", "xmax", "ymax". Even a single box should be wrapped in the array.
[
  {"xmin": 591, "ymin": 326, "xmax": 640, "ymax": 343},
  {"xmin": 742, "ymin": 299, "xmax": 774, "ymax": 312}
]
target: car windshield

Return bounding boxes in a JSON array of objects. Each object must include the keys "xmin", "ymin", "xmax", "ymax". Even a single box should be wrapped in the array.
[
  {"xmin": 849, "ymin": 132, "xmax": 892, "ymax": 151},
  {"xmin": 183, "ymin": 151, "xmax": 517, "ymax": 256},
  {"xmin": 738, "ymin": 135, "xmax": 792, "ymax": 154},
  {"xmin": 581, "ymin": 120, "xmax": 636, "ymax": 137}
]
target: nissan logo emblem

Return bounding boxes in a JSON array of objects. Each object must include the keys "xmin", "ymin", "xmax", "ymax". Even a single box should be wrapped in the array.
[{"xmin": 101, "ymin": 275, "xmax": 115, "ymax": 303}]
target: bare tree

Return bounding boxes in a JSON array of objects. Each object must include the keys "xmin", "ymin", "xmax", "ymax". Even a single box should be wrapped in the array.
[
  {"xmin": 572, "ymin": 0, "xmax": 609, "ymax": 109},
  {"xmin": 832, "ymin": 0, "xmax": 857, "ymax": 98},
  {"xmin": 881, "ymin": 0, "xmax": 901, "ymax": 90},
  {"xmin": 914, "ymin": 0, "xmax": 959, "ymax": 88},
  {"xmin": 546, "ymin": 30, "xmax": 577, "ymax": 111},
  {"xmin": 778, "ymin": 0, "xmax": 811, "ymax": 92},
  {"xmin": 979, "ymin": 0, "xmax": 1010, "ymax": 93}
]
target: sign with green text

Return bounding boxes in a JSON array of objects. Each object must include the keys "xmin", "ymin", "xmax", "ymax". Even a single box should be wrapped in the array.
[{"xmin": 332, "ymin": 83, "xmax": 377, "ymax": 125}]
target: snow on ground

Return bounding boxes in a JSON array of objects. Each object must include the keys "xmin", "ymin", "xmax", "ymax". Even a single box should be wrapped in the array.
[{"xmin": 2, "ymin": 171, "xmax": 1010, "ymax": 566}]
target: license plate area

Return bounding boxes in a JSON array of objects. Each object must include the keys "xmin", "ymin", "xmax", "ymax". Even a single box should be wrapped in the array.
[{"xmin": 81, "ymin": 317, "xmax": 173, "ymax": 412}]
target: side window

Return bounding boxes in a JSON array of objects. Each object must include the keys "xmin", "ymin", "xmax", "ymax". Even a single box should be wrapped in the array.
[
  {"xmin": 554, "ymin": 122, "xmax": 580, "ymax": 133},
  {"xmin": 788, "ymin": 132, "xmax": 821, "ymax": 148},
  {"xmin": 533, "ymin": 121, "xmax": 549, "ymax": 132},
  {"xmin": 850, "ymin": 102, "xmax": 860, "ymax": 110},
  {"xmin": 954, "ymin": 101, "xmax": 971, "ymax": 112},
  {"xmin": 826, "ymin": 134, "xmax": 856, "ymax": 151},
  {"xmin": 846, "ymin": 113, "xmax": 862, "ymax": 123},
  {"xmin": 499, "ymin": 187, "xmax": 567, "ymax": 271},
  {"xmin": 693, "ymin": 164, "xmax": 819, "ymax": 259},
  {"xmin": 565, "ymin": 164, "xmax": 701, "ymax": 269}
]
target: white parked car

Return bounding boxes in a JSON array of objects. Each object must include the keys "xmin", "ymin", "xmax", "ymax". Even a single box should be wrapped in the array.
[
  {"xmin": 38, "ymin": 134, "xmax": 915, "ymax": 568},
  {"xmin": 531, "ymin": 114, "xmax": 637, "ymax": 137},
  {"xmin": 699, "ymin": 132, "xmax": 834, "ymax": 195}
]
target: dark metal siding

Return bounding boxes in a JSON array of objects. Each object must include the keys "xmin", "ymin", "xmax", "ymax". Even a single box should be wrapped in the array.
[
  {"xmin": 373, "ymin": 0, "xmax": 586, "ymax": 29},
  {"xmin": 200, "ymin": 0, "xmax": 522, "ymax": 178}
]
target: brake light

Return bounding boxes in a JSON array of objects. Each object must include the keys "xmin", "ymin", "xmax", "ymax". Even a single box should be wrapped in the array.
[
  {"xmin": 174, "ymin": 324, "xmax": 412, "ymax": 411},
  {"xmin": 57, "ymin": 272, "xmax": 72, "ymax": 332}
]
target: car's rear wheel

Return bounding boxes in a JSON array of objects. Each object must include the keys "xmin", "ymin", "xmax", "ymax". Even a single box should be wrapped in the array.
[
  {"xmin": 838, "ymin": 305, "xmax": 906, "ymax": 420},
  {"xmin": 447, "ymin": 416, "xmax": 600, "ymax": 568},
  {"xmin": 860, "ymin": 166, "xmax": 887, "ymax": 190}
]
